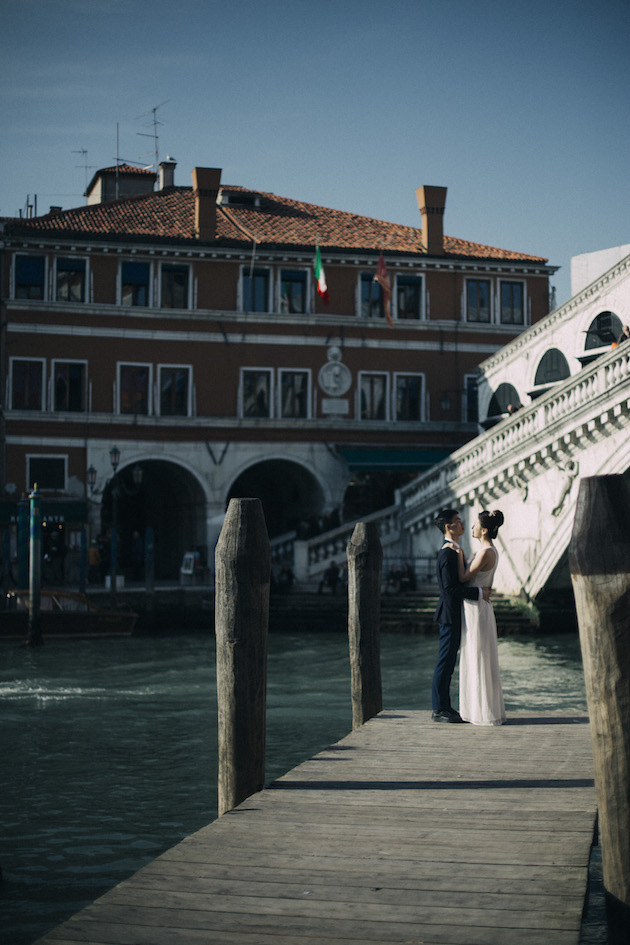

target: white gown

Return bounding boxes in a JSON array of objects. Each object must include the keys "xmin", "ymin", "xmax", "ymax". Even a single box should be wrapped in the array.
[{"xmin": 459, "ymin": 548, "xmax": 506, "ymax": 726}]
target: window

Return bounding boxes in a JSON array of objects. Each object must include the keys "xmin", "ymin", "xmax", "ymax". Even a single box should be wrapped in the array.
[
  {"xmin": 396, "ymin": 276, "xmax": 423, "ymax": 320},
  {"xmin": 56, "ymin": 257, "xmax": 86, "ymax": 302},
  {"xmin": 487, "ymin": 382, "xmax": 519, "ymax": 418},
  {"xmin": 119, "ymin": 364, "xmax": 151, "ymax": 415},
  {"xmin": 500, "ymin": 281, "xmax": 524, "ymax": 325},
  {"xmin": 394, "ymin": 374, "xmax": 424, "ymax": 421},
  {"xmin": 534, "ymin": 349, "xmax": 570, "ymax": 386},
  {"xmin": 161, "ymin": 264, "xmax": 189, "ymax": 309},
  {"xmin": 279, "ymin": 370, "xmax": 309, "ymax": 419},
  {"xmin": 159, "ymin": 366, "xmax": 190, "ymax": 416},
  {"xmin": 241, "ymin": 369, "xmax": 272, "ymax": 418},
  {"xmin": 280, "ymin": 270, "xmax": 307, "ymax": 314},
  {"xmin": 242, "ymin": 268, "xmax": 270, "ymax": 312},
  {"xmin": 53, "ymin": 361, "xmax": 86, "ymax": 412},
  {"xmin": 585, "ymin": 311, "xmax": 622, "ymax": 350},
  {"xmin": 122, "ymin": 261, "xmax": 151, "ymax": 307},
  {"xmin": 15, "ymin": 255, "xmax": 46, "ymax": 299},
  {"xmin": 27, "ymin": 455, "xmax": 66, "ymax": 491},
  {"xmin": 466, "ymin": 279, "xmax": 491, "ymax": 322},
  {"xmin": 11, "ymin": 359, "xmax": 44, "ymax": 410},
  {"xmin": 360, "ymin": 274, "xmax": 384, "ymax": 319},
  {"xmin": 360, "ymin": 372, "xmax": 388, "ymax": 420},
  {"xmin": 464, "ymin": 375, "xmax": 479, "ymax": 423}
]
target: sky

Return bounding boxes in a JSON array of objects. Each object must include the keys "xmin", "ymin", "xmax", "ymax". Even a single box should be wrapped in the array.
[{"xmin": 1, "ymin": 0, "xmax": 628, "ymax": 305}]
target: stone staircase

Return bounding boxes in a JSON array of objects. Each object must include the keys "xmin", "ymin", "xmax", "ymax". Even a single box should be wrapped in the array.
[{"xmin": 268, "ymin": 590, "xmax": 542, "ymax": 635}]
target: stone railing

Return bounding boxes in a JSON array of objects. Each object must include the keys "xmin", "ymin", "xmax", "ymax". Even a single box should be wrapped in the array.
[
  {"xmin": 292, "ymin": 504, "xmax": 400, "ymax": 582},
  {"xmin": 269, "ymin": 530, "xmax": 297, "ymax": 566},
  {"xmin": 399, "ymin": 343, "xmax": 630, "ymax": 526}
]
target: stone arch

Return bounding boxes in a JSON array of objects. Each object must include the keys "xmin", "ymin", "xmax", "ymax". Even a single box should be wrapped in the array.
[
  {"xmin": 534, "ymin": 348, "xmax": 571, "ymax": 386},
  {"xmin": 584, "ymin": 311, "xmax": 622, "ymax": 350},
  {"xmin": 226, "ymin": 458, "xmax": 327, "ymax": 538},
  {"xmin": 101, "ymin": 459, "xmax": 208, "ymax": 579}
]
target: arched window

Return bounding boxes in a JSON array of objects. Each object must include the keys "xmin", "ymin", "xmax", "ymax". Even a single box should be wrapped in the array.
[
  {"xmin": 585, "ymin": 311, "xmax": 622, "ymax": 350},
  {"xmin": 534, "ymin": 349, "xmax": 570, "ymax": 385},
  {"xmin": 487, "ymin": 382, "xmax": 519, "ymax": 418}
]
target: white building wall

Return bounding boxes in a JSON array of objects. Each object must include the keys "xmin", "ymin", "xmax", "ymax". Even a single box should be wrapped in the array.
[{"xmin": 571, "ymin": 243, "xmax": 630, "ymax": 296}]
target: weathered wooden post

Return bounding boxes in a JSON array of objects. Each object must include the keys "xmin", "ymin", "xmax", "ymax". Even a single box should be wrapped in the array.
[
  {"xmin": 215, "ymin": 498, "xmax": 270, "ymax": 816},
  {"xmin": 2, "ymin": 528, "xmax": 10, "ymax": 606},
  {"xmin": 17, "ymin": 494, "xmax": 29, "ymax": 588},
  {"xmin": 28, "ymin": 484, "xmax": 43, "ymax": 646},
  {"xmin": 569, "ymin": 474, "xmax": 630, "ymax": 943},
  {"xmin": 347, "ymin": 521, "xmax": 383, "ymax": 730}
]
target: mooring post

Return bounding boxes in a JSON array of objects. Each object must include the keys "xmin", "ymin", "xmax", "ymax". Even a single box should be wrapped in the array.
[
  {"xmin": 347, "ymin": 521, "xmax": 383, "ymax": 730},
  {"xmin": 2, "ymin": 528, "xmax": 10, "ymax": 606},
  {"xmin": 17, "ymin": 494, "xmax": 29, "ymax": 589},
  {"xmin": 568, "ymin": 474, "xmax": 630, "ymax": 944},
  {"xmin": 145, "ymin": 527, "xmax": 155, "ymax": 621},
  {"xmin": 28, "ymin": 484, "xmax": 43, "ymax": 646},
  {"xmin": 215, "ymin": 498, "xmax": 271, "ymax": 816}
]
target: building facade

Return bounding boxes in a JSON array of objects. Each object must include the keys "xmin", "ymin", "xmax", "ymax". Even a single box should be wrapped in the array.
[{"xmin": 1, "ymin": 162, "xmax": 556, "ymax": 579}]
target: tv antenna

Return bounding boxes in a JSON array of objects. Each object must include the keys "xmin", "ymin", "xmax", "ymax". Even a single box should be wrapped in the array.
[
  {"xmin": 72, "ymin": 149, "xmax": 96, "ymax": 203},
  {"xmin": 136, "ymin": 100, "xmax": 169, "ymax": 171}
]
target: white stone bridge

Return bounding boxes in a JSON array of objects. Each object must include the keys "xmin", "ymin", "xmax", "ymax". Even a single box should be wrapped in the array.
[
  {"xmin": 289, "ymin": 251, "xmax": 630, "ymax": 602},
  {"xmin": 396, "ymin": 340, "xmax": 630, "ymax": 599}
]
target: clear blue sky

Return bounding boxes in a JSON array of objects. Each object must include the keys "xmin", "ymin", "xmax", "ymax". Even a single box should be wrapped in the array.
[{"xmin": 1, "ymin": 0, "xmax": 628, "ymax": 304}]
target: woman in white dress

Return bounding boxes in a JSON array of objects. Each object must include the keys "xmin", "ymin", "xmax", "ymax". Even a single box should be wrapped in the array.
[{"xmin": 456, "ymin": 510, "xmax": 506, "ymax": 726}]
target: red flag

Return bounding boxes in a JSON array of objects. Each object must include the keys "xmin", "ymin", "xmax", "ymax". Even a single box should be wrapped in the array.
[{"xmin": 374, "ymin": 251, "xmax": 393, "ymax": 326}]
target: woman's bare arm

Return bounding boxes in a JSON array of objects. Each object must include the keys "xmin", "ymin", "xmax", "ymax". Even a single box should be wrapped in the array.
[{"xmin": 461, "ymin": 546, "xmax": 496, "ymax": 582}]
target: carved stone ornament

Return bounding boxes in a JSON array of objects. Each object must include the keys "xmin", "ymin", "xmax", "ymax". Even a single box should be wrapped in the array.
[{"xmin": 318, "ymin": 346, "xmax": 352, "ymax": 396}]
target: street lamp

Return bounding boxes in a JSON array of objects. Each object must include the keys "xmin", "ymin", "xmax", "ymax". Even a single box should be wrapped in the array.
[
  {"xmin": 86, "ymin": 465, "xmax": 98, "ymax": 493},
  {"xmin": 109, "ymin": 445, "xmax": 120, "ymax": 474},
  {"xmin": 107, "ymin": 448, "xmax": 142, "ymax": 608},
  {"xmin": 86, "ymin": 450, "xmax": 143, "ymax": 607}
]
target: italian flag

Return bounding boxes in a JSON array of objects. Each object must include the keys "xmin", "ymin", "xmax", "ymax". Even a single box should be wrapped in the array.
[{"xmin": 314, "ymin": 244, "xmax": 329, "ymax": 304}]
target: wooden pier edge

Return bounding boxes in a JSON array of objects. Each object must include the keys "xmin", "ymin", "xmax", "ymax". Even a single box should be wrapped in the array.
[{"xmin": 31, "ymin": 710, "xmax": 596, "ymax": 945}]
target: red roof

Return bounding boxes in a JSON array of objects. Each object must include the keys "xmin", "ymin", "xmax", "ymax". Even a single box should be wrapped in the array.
[{"xmin": 4, "ymin": 184, "xmax": 548, "ymax": 263}]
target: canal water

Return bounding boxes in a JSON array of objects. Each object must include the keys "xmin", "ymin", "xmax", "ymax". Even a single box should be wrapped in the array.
[{"xmin": 1, "ymin": 630, "xmax": 605, "ymax": 944}]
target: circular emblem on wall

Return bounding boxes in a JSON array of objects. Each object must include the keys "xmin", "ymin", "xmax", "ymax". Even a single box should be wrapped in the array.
[{"xmin": 318, "ymin": 347, "xmax": 352, "ymax": 396}]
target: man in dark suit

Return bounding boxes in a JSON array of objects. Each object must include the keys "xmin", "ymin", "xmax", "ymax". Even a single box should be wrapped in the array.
[{"xmin": 431, "ymin": 508, "xmax": 491, "ymax": 722}]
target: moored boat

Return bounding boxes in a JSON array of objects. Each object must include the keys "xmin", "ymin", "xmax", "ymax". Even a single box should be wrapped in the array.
[{"xmin": 2, "ymin": 589, "xmax": 138, "ymax": 639}]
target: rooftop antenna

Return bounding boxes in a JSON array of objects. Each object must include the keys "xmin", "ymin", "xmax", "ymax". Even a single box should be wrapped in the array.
[
  {"xmin": 135, "ymin": 100, "xmax": 169, "ymax": 172},
  {"xmin": 72, "ymin": 149, "xmax": 95, "ymax": 203},
  {"xmin": 113, "ymin": 122, "xmax": 155, "ymax": 197}
]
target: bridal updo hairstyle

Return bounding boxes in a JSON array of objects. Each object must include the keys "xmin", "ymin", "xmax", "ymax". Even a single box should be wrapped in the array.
[{"xmin": 479, "ymin": 509, "xmax": 504, "ymax": 539}]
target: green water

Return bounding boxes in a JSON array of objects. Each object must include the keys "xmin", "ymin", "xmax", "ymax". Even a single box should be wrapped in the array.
[{"xmin": 0, "ymin": 631, "xmax": 604, "ymax": 944}]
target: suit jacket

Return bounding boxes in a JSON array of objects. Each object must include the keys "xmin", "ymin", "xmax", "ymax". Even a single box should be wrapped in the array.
[{"xmin": 433, "ymin": 546, "xmax": 480, "ymax": 626}]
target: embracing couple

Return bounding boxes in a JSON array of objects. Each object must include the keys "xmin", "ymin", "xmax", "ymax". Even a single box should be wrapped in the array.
[{"xmin": 431, "ymin": 508, "xmax": 506, "ymax": 726}]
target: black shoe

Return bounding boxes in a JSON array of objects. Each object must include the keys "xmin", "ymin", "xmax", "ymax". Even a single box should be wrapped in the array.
[{"xmin": 432, "ymin": 709, "xmax": 465, "ymax": 723}]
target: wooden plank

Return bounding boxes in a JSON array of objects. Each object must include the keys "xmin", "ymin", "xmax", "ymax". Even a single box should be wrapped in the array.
[{"xmin": 32, "ymin": 711, "xmax": 596, "ymax": 945}]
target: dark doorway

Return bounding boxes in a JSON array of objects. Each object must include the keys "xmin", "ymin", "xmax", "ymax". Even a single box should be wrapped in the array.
[{"xmin": 101, "ymin": 461, "xmax": 206, "ymax": 580}]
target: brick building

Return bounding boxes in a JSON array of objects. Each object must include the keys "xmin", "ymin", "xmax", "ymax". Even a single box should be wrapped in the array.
[{"xmin": 0, "ymin": 161, "xmax": 556, "ymax": 578}]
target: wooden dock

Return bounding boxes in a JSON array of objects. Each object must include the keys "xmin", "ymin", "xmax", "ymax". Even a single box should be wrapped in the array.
[{"xmin": 33, "ymin": 710, "xmax": 596, "ymax": 945}]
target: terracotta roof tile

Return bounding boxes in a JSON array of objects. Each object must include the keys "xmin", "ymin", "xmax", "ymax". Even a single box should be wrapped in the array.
[{"xmin": 4, "ymin": 185, "xmax": 548, "ymax": 263}]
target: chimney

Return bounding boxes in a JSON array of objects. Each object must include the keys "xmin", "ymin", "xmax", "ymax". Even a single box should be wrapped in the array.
[
  {"xmin": 192, "ymin": 167, "xmax": 222, "ymax": 241},
  {"xmin": 159, "ymin": 156, "xmax": 177, "ymax": 190},
  {"xmin": 416, "ymin": 185, "xmax": 447, "ymax": 255}
]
